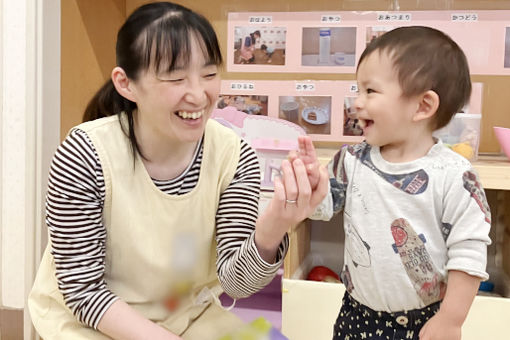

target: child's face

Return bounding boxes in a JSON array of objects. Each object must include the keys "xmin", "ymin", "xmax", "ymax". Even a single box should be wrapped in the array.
[{"xmin": 354, "ymin": 51, "xmax": 422, "ymax": 149}]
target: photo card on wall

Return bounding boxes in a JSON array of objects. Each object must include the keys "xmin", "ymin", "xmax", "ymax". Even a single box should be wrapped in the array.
[
  {"xmin": 278, "ymin": 95, "xmax": 332, "ymax": 135},
  {"xmin": 228, "ymin": 10, "xmax": 510, "ymax": 75},
  {"xmin": 217, "ymin": 94, "xmax": 269, "ymax": 116},
  {"xmin": 233, "ymin": 26, "xmax": 287, "ymax": 66},
  {"xmin": 301, "ymin": 27, "xmax": 357, "ymax": 67},
  {"xmin": 505, "ymin": 27, "xmax": 510, "ymax": 68}
]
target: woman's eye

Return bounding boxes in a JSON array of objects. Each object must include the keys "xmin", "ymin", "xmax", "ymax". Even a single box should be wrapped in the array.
[{"xmin": 166, "ymin": 78, "xmax": 184, "ymax": 83}]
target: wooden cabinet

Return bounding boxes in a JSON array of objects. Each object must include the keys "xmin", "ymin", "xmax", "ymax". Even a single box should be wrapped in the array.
[{"xmin": 282, "ymin": 152, "xmax": 510, "ymax": 340}]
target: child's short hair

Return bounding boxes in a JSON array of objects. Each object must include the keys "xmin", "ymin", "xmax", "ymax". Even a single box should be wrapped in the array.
[
  {"xmin": 260, "ymin": 44, "xmax": 267, "ymax": 51},
  {"xmin": 358, "ymin": 26, "xmax": 471, "ymax": 130}
]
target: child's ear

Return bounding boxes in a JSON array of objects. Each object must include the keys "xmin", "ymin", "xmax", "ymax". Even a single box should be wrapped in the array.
[
  {"xmin": 111, "ymin": 66, "xmax": 137, "ymax": 102},
  {"xmin": 413, "ymin": 90, "xmax": 439, "ymax": 122}
]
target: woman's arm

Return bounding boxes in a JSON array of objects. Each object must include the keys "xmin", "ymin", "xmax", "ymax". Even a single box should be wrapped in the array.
[
  {"xmin": 98, "ymin": 300, "xmax": 181, "ymax": 340},
  {"xmin": 254, "ymin": 156, "xmax": 328, "ymax": 262},
  {"xmin": 215, "ymin": 140, "xmax": 286, "ymax": 298},
  {"xmin": 47, "ymin": 129, "xmax": 117, "ymax": 327},
  {"xmin": 48, "ymin": 129, "xmax": 179, "ymax": 339}
]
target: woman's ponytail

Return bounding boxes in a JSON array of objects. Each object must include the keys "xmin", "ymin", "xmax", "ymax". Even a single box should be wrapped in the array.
[{"xmin": 82, "ymin": 79, "xmax": 137, "ymax": 122}]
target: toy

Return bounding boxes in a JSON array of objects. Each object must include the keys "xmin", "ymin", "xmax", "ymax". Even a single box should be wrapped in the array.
[
  {"xmin": 218, "ymin": 317, "xmax": 288, "ymax": 340},
  {"xmin": 451, "ymin": 142, "xmax": 474, "ymax": 160},
  {"xmin": 306, "ymin": 266, "xmax": 341, "ymax": 283}
]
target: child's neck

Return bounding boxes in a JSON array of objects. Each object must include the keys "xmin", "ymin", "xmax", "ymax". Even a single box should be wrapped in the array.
[{"xmin": 380, "ymin": 133, "xmax": 435, "ymax": 163}]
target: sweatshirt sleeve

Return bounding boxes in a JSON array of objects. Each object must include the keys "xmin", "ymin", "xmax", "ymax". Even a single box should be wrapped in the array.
[
  {"xmin": 309, "ymin": 146, "xmax": 349, "ymax": 221},
  {"xmin": 442, "ymin": 166, "xmax": 492, "ymax": 280}
]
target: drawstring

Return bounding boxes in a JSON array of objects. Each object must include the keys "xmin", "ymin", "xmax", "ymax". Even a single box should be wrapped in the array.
[{"xmin": 193, "ymin": 285, "xmax": 236, "ymax": 311}]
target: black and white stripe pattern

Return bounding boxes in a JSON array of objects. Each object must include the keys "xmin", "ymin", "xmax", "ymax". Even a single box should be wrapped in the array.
[{"xmin": 45, "ymin": 128, "xmax": 287, "ymax": 329}]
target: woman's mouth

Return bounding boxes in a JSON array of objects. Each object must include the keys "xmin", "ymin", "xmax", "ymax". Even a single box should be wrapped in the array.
[{"xmin": 175, "ymin": 109, "xmax": 205, "ymax": 120}]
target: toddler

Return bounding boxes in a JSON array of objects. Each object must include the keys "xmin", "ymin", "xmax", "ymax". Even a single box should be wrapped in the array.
[{"xmin": 297, "ymin": 26, "xmax": 491, "ymax": 340}]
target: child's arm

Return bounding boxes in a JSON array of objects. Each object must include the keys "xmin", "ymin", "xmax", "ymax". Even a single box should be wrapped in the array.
[{"xmin": 418, "ymin": 270, "xmax": 480, "ymax": 340}]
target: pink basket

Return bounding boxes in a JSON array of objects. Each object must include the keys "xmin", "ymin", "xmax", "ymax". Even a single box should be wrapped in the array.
[{"xmin": 494, "ymin": 126, "xmax": 510, "ymax": 160}]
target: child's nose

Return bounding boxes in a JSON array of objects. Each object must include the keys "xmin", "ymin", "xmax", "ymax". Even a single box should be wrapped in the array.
[{"xmin": 354, "ymin": 95, "xmax": 364, "ymax": 111}]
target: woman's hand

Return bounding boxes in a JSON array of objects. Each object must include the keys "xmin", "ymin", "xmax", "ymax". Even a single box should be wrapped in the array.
[
  {"xmin": 254, "ymin": 156, "xmax": 328, "ymax": 263},
  {"xmin": 98, "ymin": 300, "xmax": 183, "ymax": 340}
]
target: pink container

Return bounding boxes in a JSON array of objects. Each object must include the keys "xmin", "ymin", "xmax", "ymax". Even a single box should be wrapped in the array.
[{"xmin": 494, "ymin": 126, "xmax": 510, "ymax": 159}]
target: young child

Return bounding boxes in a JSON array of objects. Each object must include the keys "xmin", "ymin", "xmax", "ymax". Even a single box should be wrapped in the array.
[
  {"xmin": 260, "ymin": 44, "xmax": 275, "ymax": 63},
  {"xmin": 296, "ymin": 26, "xmax": 492, "ymax": 340}
]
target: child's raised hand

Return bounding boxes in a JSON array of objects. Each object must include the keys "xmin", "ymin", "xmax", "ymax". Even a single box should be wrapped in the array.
[{"xmin": 288, "ymin": 136, "xmax": 321, "ymax": 190}]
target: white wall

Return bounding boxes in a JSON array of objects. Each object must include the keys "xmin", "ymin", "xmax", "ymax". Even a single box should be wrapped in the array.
[
  {"xmin": 1, "ymin": 0, "xmax": 32, "ymax": 310},
  {"xmin": 0, "ymin": 0, "xmax": 60, "ymax": 338}
]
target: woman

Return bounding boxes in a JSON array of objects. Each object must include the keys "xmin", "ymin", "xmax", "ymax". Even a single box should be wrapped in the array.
[
  {"xmin": 240, "ymin": 30, "xmax": 261, "ymax": 63},
  {"xmin": 28, "ymin": 2, "xmax": 327, "ymax": 339}
]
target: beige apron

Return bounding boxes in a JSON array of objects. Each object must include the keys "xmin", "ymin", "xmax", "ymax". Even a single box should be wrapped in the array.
[{"xmin": 28, "ymin": 115, "xmax": 245, "ymax": 339}]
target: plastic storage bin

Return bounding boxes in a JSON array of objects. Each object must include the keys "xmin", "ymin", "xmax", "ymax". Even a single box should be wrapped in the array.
[{"xmin": 433, "ymin": 113, "xmax": 481, "ymax": 161}]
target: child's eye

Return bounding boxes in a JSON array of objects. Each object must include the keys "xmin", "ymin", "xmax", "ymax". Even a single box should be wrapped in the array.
[
  {"xmin": 366, "ymin": 88, "xmax": 375, "ymax": 94},
  {"xmin": 203, "ymin": 73, "xmax": 217, "ymax": 79}
]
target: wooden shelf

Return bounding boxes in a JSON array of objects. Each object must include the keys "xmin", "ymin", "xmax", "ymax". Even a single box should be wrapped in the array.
[{"xmin": 316, "ymin": 148, "xmax": 510, "ymax": 191}]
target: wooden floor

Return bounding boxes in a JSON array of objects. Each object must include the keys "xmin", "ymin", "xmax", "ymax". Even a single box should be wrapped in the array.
[
  {"xmin": 0, "ymin": 308, "xmax": 23, "ymax": 340},
  {"xmin": 233, "ymin": 48, "xmax": 286, "ymax": 65}
]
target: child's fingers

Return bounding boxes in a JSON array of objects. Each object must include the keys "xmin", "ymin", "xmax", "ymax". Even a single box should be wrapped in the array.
[
  {"xmin": 287, "ymin": 149, "xmax": 299, "ymax": 163},
  {"xmin": 299, "ymin": 135, "xmax": 317, "ymax": 159},
  {"xmin": 306, "ymin": 162, "xmax": 319, "ymax": 175},
  {"xmin": 310, "ymin": 166, "xmax": 329, "ymax": 206}
]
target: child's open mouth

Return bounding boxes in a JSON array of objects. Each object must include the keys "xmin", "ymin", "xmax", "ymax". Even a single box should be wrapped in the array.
[{"xmin": 358, "ymin": 119, "xmax": 374, "ymax": 129}]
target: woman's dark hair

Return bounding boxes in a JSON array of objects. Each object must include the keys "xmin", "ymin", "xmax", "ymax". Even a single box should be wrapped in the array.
[
  {"xmin": 358, "ymin": 26, "xmax": 471, "ymax": 130},
  {"xmin": 250, "ymin": 30, "xmax": 261, "ymax": 44},
  {"xmin": 83, "ymin": 1, "xmax": 222, "ymax": 158}
]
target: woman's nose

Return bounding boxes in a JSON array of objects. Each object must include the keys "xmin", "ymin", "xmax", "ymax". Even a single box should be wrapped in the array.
[{"xmin": 185, "ymin": 78, "xmax": 206, "ymax": 103}]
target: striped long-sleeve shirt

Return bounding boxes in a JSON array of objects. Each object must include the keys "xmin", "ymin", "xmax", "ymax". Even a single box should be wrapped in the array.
[{"xmin": 46, "ymin": 128, "xmax": 288, "ymax": 329}]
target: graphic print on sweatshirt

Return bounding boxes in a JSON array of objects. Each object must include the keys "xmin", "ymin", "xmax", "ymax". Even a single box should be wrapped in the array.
[
  {"xmin": 463, "ymin": 170, "xmax": 491, "ymax": 224},
  {"xmin": 340, "ymin": 265, "xmax": 354, "ymax": 293},
  {"xmin": 348, "ymin": 143, "xmax": 429, "ymax": 195},
  {"xmin": 345, "ymin": 218, "xmax": 371, "ymax": 268},
  {"xmin": 330, "ymin": 147, "xmax": 349, "ymax": 213},
  {"xmin": 391, "ymin": 218, "xmax": 442, "ymax": 306}
]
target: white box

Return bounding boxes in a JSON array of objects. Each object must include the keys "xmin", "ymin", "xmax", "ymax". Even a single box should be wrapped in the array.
[{"xmin": 281, "ymin": 216, "xmax": 510, "ymax": 340}]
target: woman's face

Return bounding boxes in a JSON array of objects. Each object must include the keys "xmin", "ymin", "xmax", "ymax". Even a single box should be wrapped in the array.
[{"xmin": 129, "ymin": 34, "xmax": 221, "ymax": 146}]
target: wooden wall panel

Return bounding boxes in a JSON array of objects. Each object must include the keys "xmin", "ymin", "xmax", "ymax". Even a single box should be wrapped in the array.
[
  {"xmin": 65, "ymin": 0, "xmax": 510, "ymax": 152},
  {"xmin": 61, "ymin": 0, "xmax": 125, "ymax": 138}
]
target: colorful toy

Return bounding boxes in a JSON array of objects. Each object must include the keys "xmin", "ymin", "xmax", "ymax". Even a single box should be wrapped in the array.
[
  {"xmin": 451, "ymin": 142, "xmax": 474, "ymax": 159},
  {"xmin": 218, "ymin": 317, "xmax": 288, "ymax": 340},
  {"xmin": 306, "ymin": 266, "xmax": 341, "ymax": 283}
]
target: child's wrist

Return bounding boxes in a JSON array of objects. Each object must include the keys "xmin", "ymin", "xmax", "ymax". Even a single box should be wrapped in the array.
[{"xmin": 436, "ymin": 306, "xmax": 465, "ymax": 326}]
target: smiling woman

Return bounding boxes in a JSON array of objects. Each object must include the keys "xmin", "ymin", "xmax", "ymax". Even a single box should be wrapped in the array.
[{"xmin": 27, "ymin": 2, "xmax": 328, "ymax": 340}]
